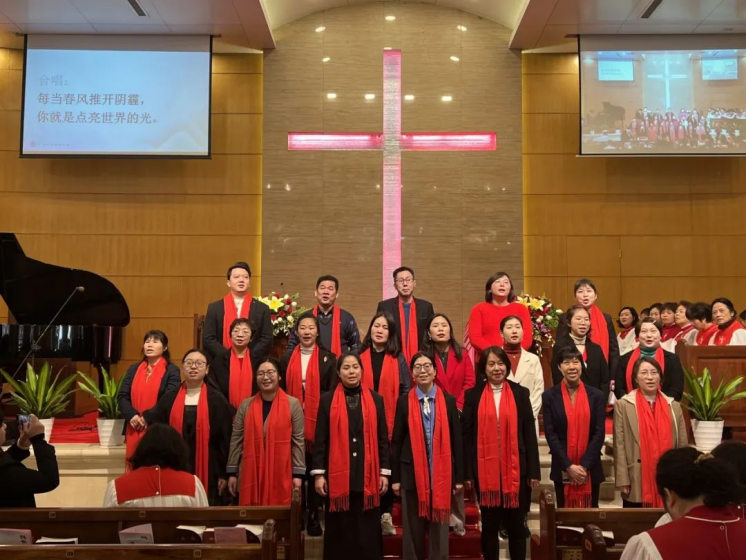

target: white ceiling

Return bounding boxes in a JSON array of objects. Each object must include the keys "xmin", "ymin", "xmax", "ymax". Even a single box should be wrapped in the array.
[{"xmin": 512, "ymin": 0, "xmax": 746, "ymax": 52}]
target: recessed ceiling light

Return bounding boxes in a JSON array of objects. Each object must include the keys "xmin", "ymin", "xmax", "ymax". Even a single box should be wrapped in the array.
[
  {"xmin": 457, "ymin": 25, "xmax": 467, "ymax": 32},
  {"xmin": 450, "ymin": 55, "xmax": 460, "ymax": 62},
  {"xmin": 315, "ymin": 26, "xmax": 325, "ymax": 33},
  {"xmin": 441, "ymin": 95, "xmax": 453, "ymax": 102},
  {"xmin": 385, "ymin": 15, "xmax": 396, "ymax": 21},
  {"xmin": 365, "ymin": 93, "xmax": 376, "ymax": 100},
  {"xmin": 327, "ymin": 92, "xmax": 337, "ymax": 99},
  {"xmin": 404, "ymin": 94, "xmax": 415, "ymax": 101},
  {"xmin": 322, "ymin": 56, "xmax": 330, "ymax": 62}
]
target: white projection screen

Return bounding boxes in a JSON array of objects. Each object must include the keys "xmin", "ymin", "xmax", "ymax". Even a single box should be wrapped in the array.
[
  {"xmin": 21, "ymin": 34, "xmax": 212, "ymax": 157},
  {"xmin": 579, "ymin": 35, "xmax": 746, "ymax": 156}
]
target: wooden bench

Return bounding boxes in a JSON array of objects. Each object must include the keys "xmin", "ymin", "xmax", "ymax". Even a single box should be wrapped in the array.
[
  {"xmin": 530, "ymin": 490, "xmax": 663, "ymax": 560},
  {"xmin": 582, "ymin": 523, "xmax": 625, "ymax": 560}
]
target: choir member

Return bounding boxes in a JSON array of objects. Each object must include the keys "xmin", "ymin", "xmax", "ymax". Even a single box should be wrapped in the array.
[
  {"xmin": 358, "ymin": 311, "xmax": 410, "ymax": 535},
  {"xmin": 557, "ymin": 279, "xmax": 619, "ymax": 379},
  {"xmin": 118, "ymin": 330, "xmax": 181, "ymax": 471},
  {"xmin": 376, "ymin": 266, "xmax": 434, "ymax": 363},
  {"xmin": 287, "ymin": 275, "xmax": 360, "ymax": 355},
  {"xmin": 613, "ymin": 357, "xmax": 688, "ymax": 508},
  {"xmin": 669, "ymin": 300, "xmax": 697, "ymax": 349},
  {"xmin": 687, "ymin": 301, "xmax": 718, "ymax": 346},
  {"xmin": 202, "ymin": 261, "xmax": 272, "ymax": 363},
  {"xmin": 208, "ymin": 318, "xmax": 258, "ymax": 409},
  {"xmin": 617, "ymin": 306, "xmax": 639, "ymax": 356},
  {"xmin": 392, "ymin": 353, "xmax": 464, "ymax": 560},
  {"xmin": 621, "ymin": 448, "xmax": 746, "ymax": 559},
  {"xmin": 740, "ymin": 310, "xmax": 746, "ymax": 329},
  {"xmin": 640, "ymin": 307, "xmax": 651, "ymax": 320},
  {"xmin": 614, "ymin": 318, "xmax": 684, "ymax": 401},
  {"xmin": 709, "ymin": 297, "xmax": 746, "ymax": 346},
  {"xmin": 658, "ymin": 302, "xmax": 681, "ymax": 347},
  {"xmin": 542, "ymin": 347, "xmax": 605, "ymax": 508},
  {"xmin": 144, "ymin": 349, "xmax": 233, "ymax": 505},
  {"xmin": 104, "ymin": 424, "xmax": 208, "ymax": 507},
  {"xmin": 280, "ymin": 315, "xmax": 336, "ymax": 536},
  {"xmin": 648, "ymin": 303, "xmax": 662, "ymax": 322},
  {"xmin": 712, "ymin": 441, "xmax": 746, "ymax": 519},
  {"xmin": 551, "ymin": 306, "xmax": 610, "ymax": 398},
  {"xmin": 312, "ymin": 353, "xmax": 390, "ymax": 560},
  {"xmin": 462, "ymin": 347, "xmax": 539, "ymax": 560},
  {"xmin": 227, "ymin": 357, "xmax": 305, "ymax": 506}
]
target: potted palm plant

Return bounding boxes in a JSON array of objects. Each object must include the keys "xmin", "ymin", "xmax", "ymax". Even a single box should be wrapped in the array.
[
  {"xmin": 1, "ymin": 362, "xmax": 77, "ymax": 436},
  {"xmin": 77, "ymin": 368, "xmax": 126, "ymax": 447},
  {"xmin": 683, "ymin": 367, "xmax": 746, "ymax": 452}
]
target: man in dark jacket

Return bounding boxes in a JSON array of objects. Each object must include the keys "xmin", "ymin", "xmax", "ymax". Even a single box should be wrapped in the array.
[{"xmin": 0, "ymin": 410, "xmax": 60, "ymax": 507}]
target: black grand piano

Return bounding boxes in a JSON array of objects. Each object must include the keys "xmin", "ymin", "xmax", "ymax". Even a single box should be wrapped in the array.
[{"xmin": 0, "ymin": 233, "xmax": 129, "ymax": 415}]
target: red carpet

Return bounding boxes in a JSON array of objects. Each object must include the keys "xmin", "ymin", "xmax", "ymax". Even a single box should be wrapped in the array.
[{"xmin": 48, "ymin": 411, "xmax": 100, "ymax": 444}]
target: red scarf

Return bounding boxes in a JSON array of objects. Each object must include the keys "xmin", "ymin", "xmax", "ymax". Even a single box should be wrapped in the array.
[
  {"xmin": 125, "ymin": 359, "xmax": 167, "ymax": 470},
  {"xmin": 408, "ymin": 388, "xmax": 452, "ymax": 522},
  {"xmin": 328, "ymin": 385, "xmax": 380, "ymax": 512},
  {"xmin": 619, "ymin": 326, "xmax": 635, "ymax": 340},
  {"xmin": 713, "ymin": 320, "xmax": 746, "ymax": 346},
  {"xmin": 399, "ymin": 298, "xmax": 418, "ymax": 364},
  {"xmin": 588, "ymin": 305, "xmax": 610, "ymax": 362},
  {"xmin": 674, "ymin": 324, "xmax": 696, "ymax": 342},
  {"xmin": 239, "ymin": 390, "xmax": 292, "ymax": 506},
  {"xmin": 286, "ymin": 345, "xmax": 320, "ymax": 449},
  {"xmin": 314, "ymin": 305, "xmax": 341, "ymax": 356},
  {"xmin": 660, "ymin": 324, "xmax": 681, "ymax": 343},
  {"xmin": 477, "ymin": 382, "xmax": 520, "ymax": 509},
  {"xmin": 169, "ymin": 383, "xmax": 210, "ymax": 491},
  {"xmin": 636, "ymin": 390, "xmax": 673, "ymax": 508},
  {"xmin": 229, "ymin": 349, "xmax": 254, "ymax": 409},
  {"xmin": 222, "ymin": 293, "xmax": 251, "ymax": 349},
  {"xmin": 561, "ymin": 382, "xmax": 592, "ymax": 508},
  {"xmin": 115, "ymin": 467, "xmax": 196, "ymax": 504},
  {"xmin": 625, "ymin": 346, "xmax": 665, "ymax": 396},
  {"xmin": 696, "ymin": 324, "xmax": 718, "ymax": 346},
  {"xmin": 360, "ymin": 349, "xmax": 399, "ymax": 440}
]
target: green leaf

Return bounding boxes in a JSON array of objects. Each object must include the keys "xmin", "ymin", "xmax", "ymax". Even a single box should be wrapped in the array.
[{"xmin": 682, "ymin": 366, "xmax": 746, "ymax": 420}]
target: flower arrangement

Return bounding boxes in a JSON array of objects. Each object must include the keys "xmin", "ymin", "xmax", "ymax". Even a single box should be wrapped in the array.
[
  {"xmin": 256, "ymin": 292, "xmax": 308, "ymax": 337},
  {"xmin": 516, "ymin": 293, "xmax": 562, "ymax": 346}
]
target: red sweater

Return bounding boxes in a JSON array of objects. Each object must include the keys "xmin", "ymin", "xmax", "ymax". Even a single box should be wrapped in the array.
[{"xmin": 468, "ymin": 301, "xmax": 533, "ymax": 352}]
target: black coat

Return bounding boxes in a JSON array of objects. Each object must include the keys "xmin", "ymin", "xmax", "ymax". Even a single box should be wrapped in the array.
[
  {"xmin": 279, "ymin": 346, "xmax": 337, "ymax": 394},
  {"xmin": 0, "ymin": 436, "xmax": 59, "ymax": 507},
  {"xmin": 286, "ymin": 307, "xmax": 360, "ymax": 355},
  {"xmin": 376, "ymin": 297, "xmax": 434, "ymax": 351},
  {"xmin": 118, "ymin": 362, "xmax": 182, "ymax": 424},
  {"xmin": 614, "ymin": 348, "xmax": 684, "ymax": 401},
  {"xmin": 207, "ymin": 347, "xmax": 262, "ymax": 400},
  {"xmin": 557, "ymin": 310, "xmax": 619, "ymax": 381},
  {"xmin": 551, "ymin": 338, "xmax": 610, "ymax": 398},
  {"xmin": 391, "ymin": 388, "xmax": 464, "ymax": 491},
  {"xmin": 202, "ymin": 297, "xmax": 273, "ymax": 363},
  {"xmin": 541, "ymin": 383, "xmax": 606, "ymax": 485},
  {"xmin": 461, "ymin": 380, "xmax": 540, "ymax": 502}
]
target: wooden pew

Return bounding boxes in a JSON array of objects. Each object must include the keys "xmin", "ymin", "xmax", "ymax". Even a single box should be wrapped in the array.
[
  {"xmin": 530, "ymin": 490, "xmax": 663, "ymax": 560},
  {"xmin": 582, "ymin": 523, "xmax": 618, "ymax": 560}
]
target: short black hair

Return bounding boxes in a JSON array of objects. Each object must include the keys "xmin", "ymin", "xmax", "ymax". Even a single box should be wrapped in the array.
[
  {"xmin": 316, "ymin": 275, "xmax": 339, "ymax": 291},
  {"xmin": 484, "ymin": 272, "xmax": 516, "ymax": 303},
  {"xmin": 660, "ymin": 302, "xmax": 678, "ymax": 315},
  {"xmin": 649, "ymin": 302, "xmax": 662, "ymax": 313},
  {"xmin": 556, "ymin": 346, "xmax": 584, "ymax": 364},
  {"xmin": 420, "ymin": 313, "xmax": 463, "ymax": 362},
  {"xmin": 687, "ymin": 302, "xmax": 712, "ymax": 322},
  {"xmin": 740, "ymin": 310, "xmax": 746, "ymax": 322},
  {"xmin": 573, "ymin": 278, "xmax": 597, "ymax": 294},
  {"xmin": 712, "ymin": 440, "xmax": 746, "ymax": 485},
  {"xmin": 409, "ymin": 351, "xmax": 435, "ymax": 372},
  {"xmin": 256, "ymin": 356, "xmax": 281, "ymax": 377},
  {"xmin": 129, "ymin": 423, "xmax": 190, "ymax": 472},
  {"xmin": 226, "ymin": 261, "xmax": 251, "ymax": 279},
  {"xmin": 640, "ymin": 307, "xmax": 651, "ymax": 317},
  {"xmin": 616, "ymin": 306, "xmax": 639, "ymax": 329},
  {"xmin": 561, "ymin": 305, "xmax": 592, "ymax": 336},
  {"xmin": 360, "ymin": 311, "xmax": 401, "ymax": 356},
  {"xmin": 476, "ymin": 346, "xmax": 511, "ymax": 379},
  {"xmin": 229, "ymin": 318, "xmax": 254, "ymax": 337},
  {"xmin": 393, "ymin": 266, "xmax": 415, "ymax": 280},
  {"xmin": 499, "ymin": 314, "xmax": 524, "ymax": 332},
  {"xmin": 712, "ymin": 297, "xmax": 737, "ymax": 315},
  {"xmin": 631, "ymin": 356, "xmax": 662, "ymax": 389},
  {"xmin": 142, "ymin": 330, "xmax": 171, "ymax": 363},
  {"xmin": 181, "ymin": 348, "xmax": 209, "ymax": 365},
  {"xmin": 678, "ymin": 300, "xmax": 692, "ymax": 310},
  {"xmin": 635, "ymin": 317, "xmax": 662, "ymax": 337},
  {"xmin": 337, "ymin": 351, "xmax": 363, "ymax": 372}
]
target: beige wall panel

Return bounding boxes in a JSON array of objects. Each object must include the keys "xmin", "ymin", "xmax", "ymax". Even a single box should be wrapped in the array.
[
  {"xmin": 8, "ymin": 50, "xmax": 22, "ymax": 71},
  {"xmin": 523, "ymin": 74, "xmax": 578, "ymax": 114},
  {"xmin": 524, "ymin": 236, "xmax": 566, "ymax": 277},
  {"xmin": 566, "ymin": 236, "xmax": 621, "ymax": 277},
  {"xmin": 524, "ymin": 277, "xmax": 571, "ymax": 310},
  {"xmin": 620, "ymin": 237, "xmax": 695, "ymax": 278},
  {"xmin": 690, "ymin": 236, "xmax": 746, "ymax": 278},
  {"xmin": 620, "ymin": 278, "xmax": 706, "ymax": 311},
  {"xmin": 0, "ymin": 109, "xmax": 20, "ymax": 150},
  {"xmin": 0, "ymin": 69, "xmax": 21, "ymax": 110},
  {"xmin": 212, "ymin": 54, "xmax": 263, "ymax": 74},
  {"xmin": 0, "ymin": 49, "xmax": 8, "ymax": 70},
  {"xmin": 523, "ymin": 54, "xmax": 578, "ymax": 75},
  {"xmin": 123, "ymin": 318, "xmax": 192, "ymax": 362},
  {"xmin": 523, "ymin": 154, "xmax": 607, "ymax": 195},
  {"xmin": 211, "ymin": 113, "xmax": 262, "ymax": 154},
  {"xmin": 212, "ymin": 73, "xmax": 262, "ymax": 114},
  {"xmin": 690, "ymin": 194, "xmax": 746, "ymax": 235},
  {"xmin": 523, "ymin": 113, "xmax": 578, "ymax": 154}
]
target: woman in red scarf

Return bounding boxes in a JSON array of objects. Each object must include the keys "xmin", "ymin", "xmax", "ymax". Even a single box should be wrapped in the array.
[
  {"xmin": 669, "ymin": 301, "xmax": 697, "ymax": 349},
  {"xmin": 118, "ymin": 330, "xmax": 181, "ymax": 471},
  {"xmin": 391, "ymin": 353, "xmax": 464, "ymax": 560},
  {"xmin": 462, "ymin": 347, "xmax": 540, "ymax": 560},
  {"xmin": 659, "ymin": 302, "xmax": 682, "ymax": 348},
  {"xmin": 312, "ymin": 353, "xmax": 389, "ymax": 560},
  {"xmin": 613, "ymin": 357, "xmax": 688, "ymax": 508},
  {"xmin": 616, "ymin": 306, "xmax": 639, "ymax": 356},
  {"xmin": 226, "ymin": 357, "xmax": 305, "ymax": 507},
  {"xmin": 710, "ymin": 297, "xmax": 746, "ymax": 346},
  {"xmin": 144, "ymin": 349, "xmax": 233, "ymax": 505},
  {"xmin": 687, "ymin": 301, "xmax": 719, "ymax": 346},
  {"xmin": 209, "ymin": 318, "xmax": 258, "ymax": 408}
]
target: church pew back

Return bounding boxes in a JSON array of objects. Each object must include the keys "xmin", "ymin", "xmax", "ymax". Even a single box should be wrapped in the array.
[{"xmin": 582, "ymin": 524, "xmax": 624, "ymax": 560}]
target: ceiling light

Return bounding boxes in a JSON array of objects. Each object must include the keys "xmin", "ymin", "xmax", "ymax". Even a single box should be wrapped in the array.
[
  {"xmin": 450, "ymin": 55, "xmax": 460, "ymax": 62},
  {"xmin": 315, "ymin": 26, "xmax": 325, "ymax": 32},
  {"xmin": 457, "ymin": 25, "xmax": 467, "ymax": 32},
  {"xmin": 441, "ymin": 95, "xmax": 453, "ymax": 102},
  {"xmin": 365, "ymin": 93, "xmax": 376, "ymax": 100},
  {"xmin": 322, "ymin": 56, "xmax": 330, "ymax": 62},
  {"xmin": 404, "ymin": 94, "xmax": 415, "ymax": 101},
  {"xmin": 385, "ymin": 15, "xmax": 396, "ymax": 21},
  {"xmin": 327, "ymin": 92, "xmax": 337, "ymax": 99}
]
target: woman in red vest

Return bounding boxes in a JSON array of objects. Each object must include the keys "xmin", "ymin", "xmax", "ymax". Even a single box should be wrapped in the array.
[{"xmin": 709, "ymin": 297, "xmax": 746, "ymax": 346}]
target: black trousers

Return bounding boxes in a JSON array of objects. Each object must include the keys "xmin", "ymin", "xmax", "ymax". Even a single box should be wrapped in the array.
[
  {"xmin": 553, "ymin": 481, "xmax": 601, "ymax": 508},
  {"xmin": 481, "ymin": 505, "xmax": 525, "ymax": 560},
  {"xmin": 324, "ymin": 492, "xmax": 382, "ymax": 560},
  {"xmin": 623, "ymin": 498, "xmax": 643, "ymax": 508},
  {"xmin": 302, "ymin": 452, "xmax": 322, "ymax": 514},
  {"xmin": 380, "ymin": 486, "xmax": 394, "ymax": 515}
]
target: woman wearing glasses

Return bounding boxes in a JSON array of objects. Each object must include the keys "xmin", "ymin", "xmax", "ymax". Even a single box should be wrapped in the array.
[{"xmin": 144, "ymin": 348, "xmax": 234, "ymax": 505}]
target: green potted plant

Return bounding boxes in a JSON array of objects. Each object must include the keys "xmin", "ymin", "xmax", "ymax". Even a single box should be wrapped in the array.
[
  {"xmin": 77, "ymin": 368, "xmax": 126, "ymax": 447},
  {"xmin": 683, "ymin": 367, "xmax": 746, "ymax": 452},
  {"xmin": 0, "ymin": 362, "xmax": 77, "ymax": 436}
]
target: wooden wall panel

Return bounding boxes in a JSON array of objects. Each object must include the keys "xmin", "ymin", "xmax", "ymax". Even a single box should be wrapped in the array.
[{"xmin": 0, "ymin": 50, "xmax": 263, "ymax": 364}]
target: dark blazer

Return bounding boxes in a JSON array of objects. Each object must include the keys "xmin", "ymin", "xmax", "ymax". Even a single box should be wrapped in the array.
[
  {"xmin": 311, "ymin": 386, "xmax": 390, "ymax": 492},
  {"xmin": 202, "ymin": 297, "xmax": 273, "ymax": 363},
  {"xmin": 376, "ymin": 297, "xmax": 434, "ymax": 350},
  {"xmin": 0, "ymin": 435, "xmax": 59, "ymax": 507},
  {"xmin": 391, "ymin": 387, "xmax": 464, "ymax": 491},
  {"xmin": 557, "ymin": 310, "xmax": 619, "ymax": 381},
  {"xmin": 551, "ymin": 338, "xmax": 610, "ymax": 398},
  {"xmin": 614, "ymin": 348, "xmax": 684, "ymax": 401},
  {"xmin": 118, "ymin": 362, "xmax": 182, "ymax": 424},
  {"xmin": 286, "ymin": 307, "xmax": 360, "ymax": 355},
  {"xmin": 541, "ymin": 383, "xmax": 606, "ymax": 485},
  {"xmin": 279, "ymin": 346, "xmax": 337, "ymax": 394},
  {"xmin": 461, "ymin": 380, "xmax": 540, "ymax": 503},
  {"xmin": 207, "ymin": 347, "xmax": 262, "ymax": 401}
]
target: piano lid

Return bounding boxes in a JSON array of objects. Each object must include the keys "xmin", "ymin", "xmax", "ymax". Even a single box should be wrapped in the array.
[{"xmin": 0, "ymin": 233, "xmax": 130, "ymax": 327}]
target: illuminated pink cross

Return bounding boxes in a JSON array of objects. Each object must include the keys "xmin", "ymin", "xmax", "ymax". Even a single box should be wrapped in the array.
[{"xmin": 288, "ymin": 50, "xmax": 497, "ymax": 298}]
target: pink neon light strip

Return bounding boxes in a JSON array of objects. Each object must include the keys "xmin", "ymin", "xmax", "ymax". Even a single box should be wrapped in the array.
[
  {"xmin": 401, "ymin": 133, "xmax": 497, "ymax": 151},
  {"xmin": 288, "ymin": 133, "xmax": 383, "ymax": 150}
]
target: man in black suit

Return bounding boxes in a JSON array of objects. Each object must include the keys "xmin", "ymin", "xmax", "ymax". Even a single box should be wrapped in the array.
[
  {"xmin": 202, "ymin": 262, "xmax": 272, "ymax": 363},
  {"xmin": 376, "ymin": 266, "xmax": 434, "ymax": 363}
]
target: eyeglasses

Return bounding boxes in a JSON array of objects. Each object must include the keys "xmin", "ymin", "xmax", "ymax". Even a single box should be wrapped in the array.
[
  {"xmin": 256, "ymin": 370, "xmax": 278, "ymax": 379},
  {"xmin": 413, "ymin": 364, "xmax": 433, "ymax": 373},
  {"xmin": 183, "ymin": 360, "xmax": 206, "ymax": 368},
  {"xmin": 637, "ymin": 371, "xmax": 660, "ymax": 378},
  {"xmin": 395, "ymin": 277, "xmax": 414, "ymax": 285}
]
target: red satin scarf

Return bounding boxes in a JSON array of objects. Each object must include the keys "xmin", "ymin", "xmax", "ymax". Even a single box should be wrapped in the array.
[
  {"xmin": 619, "ymin": 326, "xmax": 635, "ymax": 340},
  {"xmin": 477, "ymin": 382, "xmax": 520, "ymax": 509},
  {"xmin": 588, "ymin": 305, "xmax": 610, "ymax": 362},
  {"xmin": 125, "ymin": 359, "xmax": 167, "ymax": 470},
  {"xmin": 360, "ymin": 349, "xmax": 399, "ymax": 440},
  {"xmin": 328, "ymin": 385, "xmax": 380, "ymax": 512},
  {"xmin": 408, "ymin": 388, "xmax": 452, "ymax": 522},
  {"xmin": 169, "ymin": 383, "xmax": 210, "ymax": 492},
  {"xmin": 697, "ymin": 324, "xmax": 718, "ymax": 346},
  {"xmin": 229, "ymin": 348, "xmax": 254, "ymax": 409},
  {"xmin": 713, "ymin": 320, "xmax": 746, "ymax": 346},
  {"xmin": 222, "ymin": 293, "xmax": 251, "ymax": 349},
  {"xmin": 661, "ymin": 324, "xmax": 681, "ymax": 343},
  {"xmin": 636, "ymin": 390, "xmax": 673, "ymax": 508},
  {"xmin": 561, "ymin": 382, "xmax": 592, "ymax": 508},
  {"xmin": 399, "ymin": 298, "xmax": 418, "ymax": 364},
  {"xmin": 314, "ymin": 305, "xmax": 342, "ymax": 356},
  {"xmin": 239, "ymin": 390, "xmax": 292, "ymax": 506},
  {"xmin": 625, "ymin": 347, "xmax": 665, "ymax": 395},
  {"xmin": 674, "ymin": 324, "xmax": 695, "ymax": 342},
  {"xmin": 286, "ymin": 345, "xmax": 320, "ymax": 449}
]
